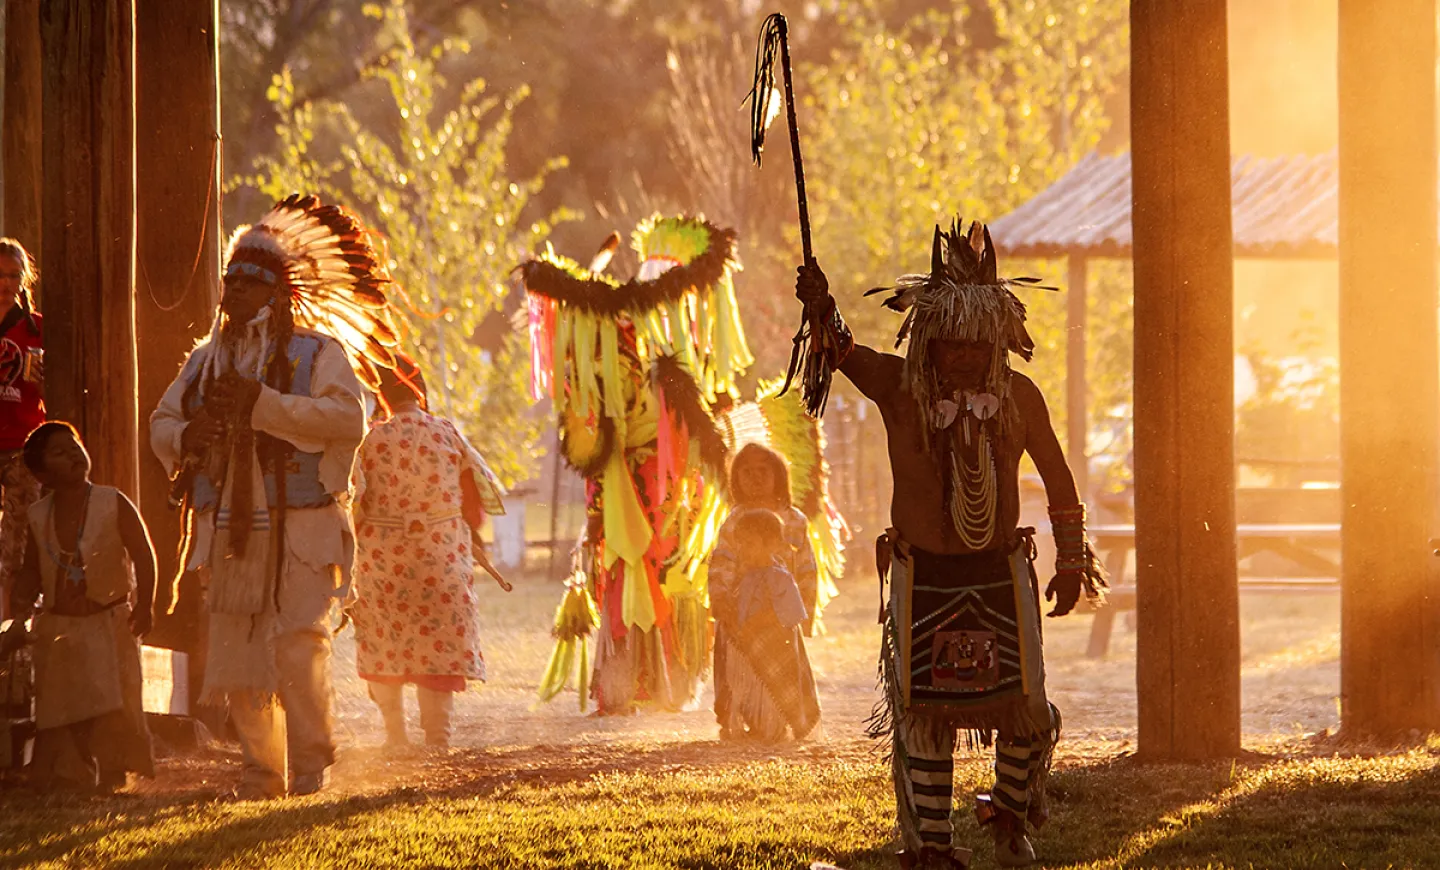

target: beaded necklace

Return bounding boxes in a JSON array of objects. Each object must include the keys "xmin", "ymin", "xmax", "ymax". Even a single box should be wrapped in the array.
[{"xmin": 45, "ymin": 483, "xmax": 93, "ymax": 586}]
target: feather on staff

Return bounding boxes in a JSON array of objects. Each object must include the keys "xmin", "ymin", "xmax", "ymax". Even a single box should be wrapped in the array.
[{"xmin": 747, "ymin": 12, "xmax": 851, "ymax": 417}]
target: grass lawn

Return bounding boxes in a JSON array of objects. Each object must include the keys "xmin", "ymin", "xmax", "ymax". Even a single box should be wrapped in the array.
[
  {"xmin": 2, "ymin": 560, "xmax": 1418, "ymax": 869},
  {"xmin": 5, "ymin": 740, "xmax": 1440, "ymax": 868}
]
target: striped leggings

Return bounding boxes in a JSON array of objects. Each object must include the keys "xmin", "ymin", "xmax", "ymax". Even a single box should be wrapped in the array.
[{"xmin": 892, "ymin": 715, "xmax": 1044, "ymax": 852}]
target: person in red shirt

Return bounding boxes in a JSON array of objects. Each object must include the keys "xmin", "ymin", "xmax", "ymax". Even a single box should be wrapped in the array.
[{"xmin": 0, "ymin": 238, "xmax": 43, "ymax": 618}]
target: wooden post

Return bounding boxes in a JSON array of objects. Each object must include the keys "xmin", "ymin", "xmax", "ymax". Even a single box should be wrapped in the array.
[
  {"xmin": 4, "ymin": 0, "xmax": 43, "ymax": 261},
  {"xmin": 135, "ymin": 1, "xmax": 221, "ymax": 644},
  {"xmin": 1130, "ymin": 1, "xmax": 1240, "ymax": 760},
  {"xmin": 40, "ymin": 1, "xmax": 138, "ymax": 496},
  {"xmin": 1338, "ymin": 0, "xmax": 1440, "ymax": 738},
  {"xmin": 1066, "ymin": 254, "xmax": 1089, "ymax": 500}
]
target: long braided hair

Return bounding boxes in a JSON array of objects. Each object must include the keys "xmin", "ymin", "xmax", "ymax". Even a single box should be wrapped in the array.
[
  {"xmin": 168, "ymin": 194, "xmax": 402, "ymax": 612},
  {"xmin": 260, "ymin": 292, "xmax": 295, "ymax": 610}
]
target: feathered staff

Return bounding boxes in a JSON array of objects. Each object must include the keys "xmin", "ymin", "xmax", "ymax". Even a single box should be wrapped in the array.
[{"xmin": 748, "ymin": 13, "xmax": 849, "ymax": 417}]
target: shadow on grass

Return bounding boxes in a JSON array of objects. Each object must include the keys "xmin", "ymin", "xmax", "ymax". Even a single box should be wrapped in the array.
[
  {"xmin": 8, "ymin": 741, "xmax": 1435, "ymax": 869},
  {"xmin": 0, "ymin": 737, "xmax": 872, "ymax": 868},
  {"xmin": 1012, "ymin": 749, "xmax": 1440, "ymax": 869},
  {"xmin": 1122, "ymin": 753, "xmax": 1440, "ymax": 869},
  {"xmin": 788, "ymin": 755, "xmax": 1243, "ymax": 870}
]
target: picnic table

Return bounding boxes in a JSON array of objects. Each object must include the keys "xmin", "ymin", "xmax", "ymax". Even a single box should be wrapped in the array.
[{"xmin": 1085, "ymin": 523, "xmax": 1341, "ymax": 658}]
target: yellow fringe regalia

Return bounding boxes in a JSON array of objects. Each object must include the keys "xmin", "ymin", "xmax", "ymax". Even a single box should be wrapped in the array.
[
  {"xmin": 523, "ymin": 217, "xmax": 745, "ymax": 712},
  {"xmin": 522, "ymin": 216, "xmax": 846, "ymax": 712}
]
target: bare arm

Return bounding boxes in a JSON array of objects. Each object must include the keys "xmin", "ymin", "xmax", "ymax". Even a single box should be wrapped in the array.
[
  {"xmin": 117, "ymin": 491, "xmax": 157, "ymax": 637},
  {"xmin": 839, "ymin": 345, "xmax": 906, "ymax": 409},
  {"xmin": 794, "ymin": 261, "xmax": 903, "ymax": 410},
  {"xmin": 1015, "ymin": 374, "xmax": 1079, "ymax": 509},
  {"xmin": 1017, "ymin": 374, "xmax": 1104, "ymax": 618}
]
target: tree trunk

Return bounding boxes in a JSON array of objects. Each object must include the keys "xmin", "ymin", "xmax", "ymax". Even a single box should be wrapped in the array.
[
  {"xmin": 1131, "ymin": 0, "xmax": 1241, "ymax": 760},
  {"xmin": 135, "ymin": 0, "xmax": 222, "ymax": 659},
  {"xmin": 3, "ymin": 0, "xmax": 42, "ymax": 263},
  {"xmin": 1338, "ymin": 0, "xmax": 1440, "ymax": 739},
  {"xmin": 40, "ymin": 0, "xmax": 137, "ymax": 496}
]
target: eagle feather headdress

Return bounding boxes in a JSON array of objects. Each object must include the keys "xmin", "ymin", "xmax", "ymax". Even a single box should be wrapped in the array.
[{"xmin": 220, "ymin": 193, "xmax": 402, "ymax": 389}]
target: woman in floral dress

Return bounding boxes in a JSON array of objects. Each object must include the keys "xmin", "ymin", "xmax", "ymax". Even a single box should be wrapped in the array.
[{"xmin": 351, "ymin": 356, "xmax": 505, "ymax": 748}]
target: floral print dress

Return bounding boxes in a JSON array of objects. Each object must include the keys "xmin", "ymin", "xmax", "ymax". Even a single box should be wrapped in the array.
[{"xmin": 351, "ymin": 409, "xmax": 504, "ymax": 684}]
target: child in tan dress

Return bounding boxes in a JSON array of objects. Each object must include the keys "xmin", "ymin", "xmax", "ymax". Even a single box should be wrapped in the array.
[{"xmin": 3, "ymin": 422, "xmax": 156, "ymax": 791}]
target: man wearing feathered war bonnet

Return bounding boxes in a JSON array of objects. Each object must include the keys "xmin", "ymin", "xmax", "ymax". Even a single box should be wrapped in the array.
[
  {"xmin": 794, "ymin": 220, "xmax": 1105, "ymax": 870},
  {"xmin": 151, "ymin": 195, "xmax": 400, "ymax": 800}
]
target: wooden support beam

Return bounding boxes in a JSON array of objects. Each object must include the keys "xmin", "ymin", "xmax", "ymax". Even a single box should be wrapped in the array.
[
  {"xmin": 1066, "ymin": 254, "xmax": 1088, "ymax": 500},
  {"xmin": 40, "ymin": 0, "xmax": 138, "ymax": 496},
  {"xmin": 1131, "ymin": 0, "xmax": 1240, "ymax": 760},
  {"xmin": 135, "ymin": 0, "xmax": 221, "ymax": 642},
  {"xmin": 1337, "ymin": 0, "xmax": 1440, "ymax": 738},
  {"xmin": 3, "ymin": 0, "xmax": 42, "ymax": 261}
]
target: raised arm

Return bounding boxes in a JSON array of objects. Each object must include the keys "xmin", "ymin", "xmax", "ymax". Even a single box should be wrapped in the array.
[
  {"xmin": 795, "ymin": 262, "xmax": 903, "ymax": 409},
  {"xmin": 116, "ymin": 490, "xmax": 158, "ymax": 637},
  {"xmin": 839, "ymin": 346, "xmax": 905, "ymax": 408}
]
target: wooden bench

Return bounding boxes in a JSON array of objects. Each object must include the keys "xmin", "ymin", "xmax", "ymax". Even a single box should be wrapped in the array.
[{"xmin": 1085, "ymin": 523, "xmax": 1340, "ymax": 658}]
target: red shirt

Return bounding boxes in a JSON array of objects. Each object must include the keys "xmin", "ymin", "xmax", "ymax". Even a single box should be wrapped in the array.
[{"xmin": 0, "ymin": 309, "xmax": 43, "ymax": 451}]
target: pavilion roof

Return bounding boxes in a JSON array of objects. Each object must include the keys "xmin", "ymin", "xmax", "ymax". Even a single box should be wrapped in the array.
[{"xmin": 991, "ymin": 150, "xmax": 1346, "ymax": 259}]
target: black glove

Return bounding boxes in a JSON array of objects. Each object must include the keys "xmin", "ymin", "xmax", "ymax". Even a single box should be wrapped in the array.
[
  {"xmin": 795, "ymin": 262, "xmax": 829, "ymax": 304},
  {"xmin": 1045, "ymin": 571, "xmax": 1082, "ymax": 617}
]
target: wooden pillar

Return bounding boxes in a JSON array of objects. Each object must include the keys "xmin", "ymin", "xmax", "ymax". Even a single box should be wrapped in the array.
[
  {"xmin": 136, "ymin": 1, "xmax": 221, "ymax": 639},
  {"xmin": 1338, "ymin": 0, "xmax": 1440, "ymax": 738},
  {"xmin": 1066, "ymin": 254, "xmax": 1089, "ymax": 500},
  {"xmin": 40, "ymin": 1, "xmax": 138, "ymax": 496},
  {"xmin": 1130, "ymin": 1, "xmax": 1240, "ymax": 760},
  {"xmin": 3, "ymin": 0, "xmax": 42, "ymax": 260}
]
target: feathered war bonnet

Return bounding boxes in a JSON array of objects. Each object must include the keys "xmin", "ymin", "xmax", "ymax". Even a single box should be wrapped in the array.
[
  {"xmin": 221, "ymin": 193, "xmax": 402, "ymax": 389},
  {"xmin": 866, "ymin": 218, "xmax": 1050, "ymax": 438}
]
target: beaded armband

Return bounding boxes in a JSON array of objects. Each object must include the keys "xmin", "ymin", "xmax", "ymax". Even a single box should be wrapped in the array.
[{"xmin": 1048, "ymin": 503, "xmax": 1108, "ymax": 601}]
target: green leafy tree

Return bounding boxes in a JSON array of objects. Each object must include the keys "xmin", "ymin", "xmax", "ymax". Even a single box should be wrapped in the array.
[
  {"xmin": 234, "ymin": 0, "xmax": 577, "ymax": 487},
  {"xmin": 798, "ymin": 0, "xmax": 1130, "ymax": 438}
]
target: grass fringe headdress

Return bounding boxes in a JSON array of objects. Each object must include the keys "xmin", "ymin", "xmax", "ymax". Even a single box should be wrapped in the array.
[{"xmin": 865, "ymin": 218, "xmax": 1051, "ymax": 437}]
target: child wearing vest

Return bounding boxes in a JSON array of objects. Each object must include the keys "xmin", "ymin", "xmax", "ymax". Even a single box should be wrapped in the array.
[{"xmin": 3, "ymin": 422, "xmax": 156, "ymax": 791}]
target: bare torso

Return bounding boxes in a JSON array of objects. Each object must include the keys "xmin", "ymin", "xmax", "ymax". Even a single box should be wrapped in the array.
[{"xmin": 840, "ymin": 346, "xmax": 1077, "ymax": 555}]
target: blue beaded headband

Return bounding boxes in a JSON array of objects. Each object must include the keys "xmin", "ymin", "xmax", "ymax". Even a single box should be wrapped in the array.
[{"xmin": 225, "ymin": 261, "xmax": 279, "ymax": 286}]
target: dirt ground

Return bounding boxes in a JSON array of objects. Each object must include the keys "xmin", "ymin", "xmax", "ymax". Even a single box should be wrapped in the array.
[{"xmin": 126, "ymin": 562, "xmax": 1341, "ymax": 799}]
